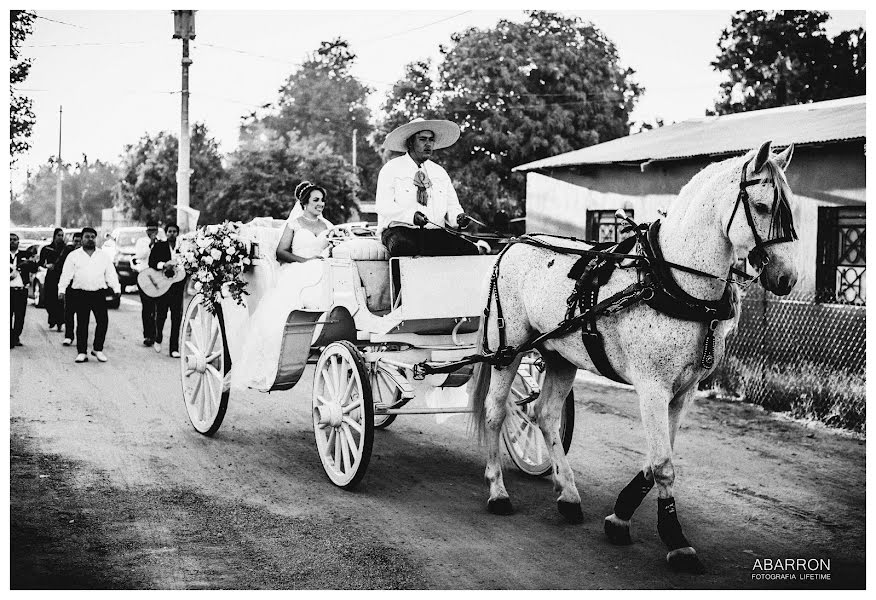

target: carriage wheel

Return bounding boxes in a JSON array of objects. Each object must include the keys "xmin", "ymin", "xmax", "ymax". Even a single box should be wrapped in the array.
[
  {"xmin": 370, "ymin": 364, "xmax": 403, "ymax": 429},
  {"xmin": 312, "ymin": 341, "xmax": 374, "ymax": 489},
  {"xmin": 502, "ymin": 350, "xmax": 575, "ymax": 476},
  {"xmin": 180, "ymin": 295, "xmax": 229, "ymax": 436}
]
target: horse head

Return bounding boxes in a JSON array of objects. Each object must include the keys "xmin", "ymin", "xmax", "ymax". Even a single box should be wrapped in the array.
[{"xmin": 725, "ymin": 140, "xmax": 800, "ymax": 296}]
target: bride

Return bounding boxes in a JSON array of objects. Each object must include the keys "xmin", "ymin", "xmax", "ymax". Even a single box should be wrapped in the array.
[{"xmin": 230, "ymin": 181, "xmax": 333, "ymax": 392}]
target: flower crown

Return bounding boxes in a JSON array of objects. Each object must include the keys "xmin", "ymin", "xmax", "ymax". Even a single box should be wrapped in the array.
[{"xmin": 295, "ymin": 180, "xmax": 326, "ymax": 204}]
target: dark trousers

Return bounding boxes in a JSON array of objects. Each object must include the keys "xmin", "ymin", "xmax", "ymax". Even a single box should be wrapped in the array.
[
  {"xmin": 138, "ymin": 283, "xmax": 157, "ymax": 342},
  {"xmin": 10, "ymin": 287, "xmax": 28, "ymax": 344},
  {"xmin": 155, "ymin": 282, "xmax": 184, "ymax": 353},
  {"xmin": 64, "ymin": 285, "xmax": 75, "ymax": 339},
  {"xmin": 43, "ymin": 272, "xmax": 63, "ymax": 326},
  {"xmin": 381, "ymin": 226, "xmax": 479, "ymax": 257},
  {"xmin": 72, "ymin": 289, "xmax": 108, "ymax": 354}
]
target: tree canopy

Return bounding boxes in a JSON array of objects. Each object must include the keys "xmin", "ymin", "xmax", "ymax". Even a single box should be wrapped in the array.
[
  {"xmin": 711, "ymin": 10, "xmax": 866, "ymax": 114},
  {"xmin": 240, "ymin": 38, "xmax": 381, "ymax": 202},
  {"xmin": 211, "ymin": 129, "xmax": 356, "ymax": 225},
  {"xmin": 11, "ymin": 10, "xmax": 36, "ymax": 162},
  {"xmin": 381, "ymin": 11, "xmax": 642, "ymax": 224},
  {"xmin": 14, "ymin": 157, "xmax": 118, "ymax": 226},
  {"xmin": 117, "ymin": 123, "xmax": 225, "ymax": 225}
]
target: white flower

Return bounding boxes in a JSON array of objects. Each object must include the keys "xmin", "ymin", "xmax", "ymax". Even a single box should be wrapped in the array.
[
  {"xmin": 196, "ymin": 236, "xmax": 210, "ymax": 249},
  {"xmin": 226, "ymin": 247, "xmax": 235, "ymax": 256},
  {"xmin": 242, "ymin": 257, "xmax": 251, "ymax": 265},
  {"xmin": 203, "ymin": 255, "xmax": 214, "ymax": 265},
  {"xmin": 193, "ymin": 281, "xmax": 203, "ymax": 291},
  {"xmin": 223, "ymin": 237, "xmax": 232, "ymax": 247},
  {"xmin": 210, "ymin": 248, "xmax": 222, "ymax": 260}
]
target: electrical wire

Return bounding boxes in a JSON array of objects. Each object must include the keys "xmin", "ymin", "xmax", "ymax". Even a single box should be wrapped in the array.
[
  {"xmin": 33, "ymin": 14, "xmax": 87, "ymax": 29},
  {"xmin": 355, "ymin": 11, "xmax": 472, "ymax": 45}
]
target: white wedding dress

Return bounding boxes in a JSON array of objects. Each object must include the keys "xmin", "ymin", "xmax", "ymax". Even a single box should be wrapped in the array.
[{"xmin": 230, "ymin": 218, "xmax": 330, "ymax": 392}]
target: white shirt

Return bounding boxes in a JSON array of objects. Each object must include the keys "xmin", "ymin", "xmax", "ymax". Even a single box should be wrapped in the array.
[
  {"xmin": 132, "ymin": 236, "xmax": 155, "ymax": 273},
  {"xmin": 375, "ymin": 153, "xmax": 464, "ymax": 231},
  {"xmin": 58, "ymin": 248, "xmax": 121, "ymax": 294},
  {"xmin": 10, "ymin": 252, "xmax": 24, "ymax": 288}
]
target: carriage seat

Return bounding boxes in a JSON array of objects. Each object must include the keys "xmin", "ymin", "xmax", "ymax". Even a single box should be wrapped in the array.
[{"xmin": 332, "ymin": 238, "xmax": 391, "ymax": 313}]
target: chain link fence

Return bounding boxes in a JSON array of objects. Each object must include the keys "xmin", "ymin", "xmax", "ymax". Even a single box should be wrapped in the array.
[{"xmin": 703, "ymin": 286, "xmax": 866, "ymax": 433}]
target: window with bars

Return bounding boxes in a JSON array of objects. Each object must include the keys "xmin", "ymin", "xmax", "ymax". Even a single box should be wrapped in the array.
[
  {"xmin": 586, "ymin": 209, "xmax": 635, "ymax": 243},
  {"xmin": 816, "ymin": 206, "xmax": 865, "ymax": 305}
]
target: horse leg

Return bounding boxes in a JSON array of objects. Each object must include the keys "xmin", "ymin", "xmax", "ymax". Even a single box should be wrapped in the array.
[
  {"xmin": 641, "ymin": 387, "xmax": 704, "ymax": 573},
  {"xmin": 534, "ymin": 354, "xmax": 582, "ymax": 523},
  {"xmin": 483, "ymin": 357, "xmax": 522, "ymax": 515},
  {"xmin": 603, "ymin": 386, "xmax": 693, "ymax": 545}
]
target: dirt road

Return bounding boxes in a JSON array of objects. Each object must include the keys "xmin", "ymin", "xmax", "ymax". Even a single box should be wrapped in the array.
[{"xmin": 9, "ymin": 295, "xmax": 866, "ymax": 589}]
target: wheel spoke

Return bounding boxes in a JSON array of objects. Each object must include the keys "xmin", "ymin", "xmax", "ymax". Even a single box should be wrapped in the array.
[
  {"xmin": 321, "ymin": 369, "xmax": 337, "ymax": 400},
  {"xmin": 334, "ymin": 428, "xmax": 343, "ymax": 468},
  {"xmin": 189, "ymin": 374, "xmax": 203, "ymax": 406},
  {"xmin": 342, "ymin": 416, "xmax": 363, "ymax": 434},
  {"xmin": 339, "ymin": 429, "xmax": 352, "ymax": 473},
  {"xmin": 325, "ymin": 428, "xmax": 336, "ymax": 457},
  {"xmin": 339, "ymin": 375, "xmax": 355, "ymax": 405},
  {"xmin": 342, "ymin": 399, "xmax": 362, "ymax": 414},
  {"xmin": 331, "ymin": 356, "xmax": 343, "ymax": 399},
  {"xmin": 205, "ymin": 364, "xmax": 224, "ymax": 391},
  {"xmin": 316, "ymin": 394, "xmax": 331, "ymax": 406},
  {"xmin": 185, "ymin": 340, "xmax": 198, "ymax": 356},
  {"xmin": 205, "ymin": 351, "xmax": 222, "ymax": 363},
  {"xmin": 341, "ymin": 423, "xmax": 359, "ymax": 458},
  {"xmin": 203, "ymin": 370, "xmax": 215, "ymax": 413},
  {"xmin": 207, "ymin": 320, "xmax": 220, "ymax": 355},
  {"xmin": 197, "ymin": 376, "xmax": 207, "ymax": 423},
  {"xmin": 184, "ymin": 367, "xmax": 195, "ymax": 377}
]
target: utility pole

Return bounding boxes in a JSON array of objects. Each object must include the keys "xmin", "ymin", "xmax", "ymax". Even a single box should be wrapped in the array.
[
  {"xmin": 173, "ymin": 11, "xmax": 196, "ymax": 232},
  {"xmin": 352, "ymin": 128, "xmax": 358, "ymax": 204},
  {"xmin": 55, "ymin": 105, "xmax": 63, "ymax": 226}
]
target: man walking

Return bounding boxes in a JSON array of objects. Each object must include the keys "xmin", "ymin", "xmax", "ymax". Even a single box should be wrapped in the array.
[
  {"xmin": 133, "ymin": 222, "xmax": 159, "ymax": 347},
  {"xmin": 59, "ymin": 231, "xmax": 83, "ymax": 346},
  {"xmin": 58, "ymin": 227, "xmax": 121, "ymax": 363},
  {"xmin": 38, "ymin": 227, "xmax": 66, "ymax": 330},
  {"xmin": 149, "ymin": 222, "xmax": 184, "ymax": 358},
  {"xmin": 10, "ymin": 233, "xmax": 38, "ymax": 348}
]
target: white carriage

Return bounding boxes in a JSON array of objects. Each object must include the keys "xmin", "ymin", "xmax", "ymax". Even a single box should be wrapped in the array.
[{"xmin": 179, "ymin": 219, "xmax": 575, "ymax": 488}]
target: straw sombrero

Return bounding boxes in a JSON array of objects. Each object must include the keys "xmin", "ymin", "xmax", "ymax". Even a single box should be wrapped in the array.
[{"xmin": 382, "ymin": 118, "xmax": 460, "ymax": 153}]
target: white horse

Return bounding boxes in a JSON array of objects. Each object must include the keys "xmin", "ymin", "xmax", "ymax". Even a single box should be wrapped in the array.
[{"xmin": 469, "ymin": 141, "xmax": 799, "ymax": 573}]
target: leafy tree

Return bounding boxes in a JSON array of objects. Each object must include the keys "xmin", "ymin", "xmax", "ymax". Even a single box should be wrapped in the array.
[
  {"xmin": 379, "ymin": 59, "xmax": 443, "ymax": 137},
  {"xmin": 14, "ymin": 156, "xmax": 119, "ymax": 226},
  {"xmin": 11, "ymin": 10, "xmax": 36, "ymax": 162},
  {"xmin": 211, "ymin": 129, "xmax": 356, "ymax": 225},
  {"xmin": 117, "ymin": 123, "xmax": 225, "ymax": 224},
  {"xmin": 711, "ymin": 10, "xmax": 866, "ymax": 114},
  {"xmin": 240, "ymin": 38, "xmax": 381, "ymax": 204},
  {"xmin": 381, "ymin": 11, "xmax": 643, "ymax": 224}
]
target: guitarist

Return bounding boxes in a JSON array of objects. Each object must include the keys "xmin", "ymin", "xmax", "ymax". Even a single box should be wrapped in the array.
[{"xmin": 149, "ymin": 222, "xmax": 184, "ymax": 358}]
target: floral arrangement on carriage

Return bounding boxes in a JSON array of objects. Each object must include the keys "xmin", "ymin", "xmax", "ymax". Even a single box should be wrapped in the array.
[{"xmin": 178, "ymin": 221, "xmax": 251, "ymax": 315}]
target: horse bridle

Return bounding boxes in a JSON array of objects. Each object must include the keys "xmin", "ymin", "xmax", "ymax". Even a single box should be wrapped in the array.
[{"xmin": 726, "ymin": 157, "xmax": 798, "ymax": 270}]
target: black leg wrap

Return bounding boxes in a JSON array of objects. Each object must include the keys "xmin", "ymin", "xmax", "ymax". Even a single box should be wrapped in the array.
[
  {"xmin": 613, "ymin": 471, "xmax": 654, "ymax": 521},
  {"xmin": 657, "ymin": 497, "xmax": 691, "ymax": 550}
]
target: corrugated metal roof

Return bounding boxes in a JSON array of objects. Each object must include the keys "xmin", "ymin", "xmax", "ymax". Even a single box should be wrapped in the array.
[{"xmin": 514, "ymin": 96, "xmax": 865, "ymax": 172}]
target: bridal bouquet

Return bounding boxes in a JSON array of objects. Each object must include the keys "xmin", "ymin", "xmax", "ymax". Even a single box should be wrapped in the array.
[{"xmin": 178, "ymin": 221, "xmax": 250, "ymax": 315}]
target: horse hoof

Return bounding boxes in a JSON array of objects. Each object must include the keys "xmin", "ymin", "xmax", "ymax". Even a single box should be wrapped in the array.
[
  {"xmin": 666, "ymin": 547, "xmax": 705, "ymax": 574},
  {"xmin": 604, "ymin": 514, "xmax": 632, "ymax": 545},
  {"xmin": 487, "ymin": 498, "xmax": 514, "ymax": 515},
  {"xmin": 558, "ymin": 500, "xmax": 584, "ymax": 524}
]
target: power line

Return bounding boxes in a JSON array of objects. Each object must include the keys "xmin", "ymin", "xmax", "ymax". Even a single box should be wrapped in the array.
[
  {"xmin": 34, "ymin": 14, "xmax": 87, "ymax": 29},
  {"xmin": 194, "ymin": 42, "xmax": 303, "ymax": 66},
  {"xmin": 355, "ymin": 11, "xmax": 472, "ymax": 45},
  {"xmin": 23, "ymin": 40, "xmax": 158, "ymax": 48}
]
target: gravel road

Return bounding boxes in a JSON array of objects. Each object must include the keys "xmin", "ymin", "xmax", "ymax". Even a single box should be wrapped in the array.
[{"xmin": 9, "ymin": 294, "xmax": 866, "ymax": 589}]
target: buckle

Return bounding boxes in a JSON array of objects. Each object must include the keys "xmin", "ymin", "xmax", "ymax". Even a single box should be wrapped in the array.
[{"xmin": 496, "ymin": 317, "xmax": 505, "ymax": 329}]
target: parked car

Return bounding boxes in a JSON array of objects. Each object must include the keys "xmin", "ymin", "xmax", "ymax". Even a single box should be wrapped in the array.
[
  {"xmin": 102, "ymin": 226, "xmax": 165, "ymax": 289},
  {"xmin": 26, "ymin": 241, "xmax": 121, "ymax": 310}
]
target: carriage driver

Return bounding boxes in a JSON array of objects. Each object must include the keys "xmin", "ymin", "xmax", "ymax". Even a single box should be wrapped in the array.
[{"xmin": 376, "ymin": 118, "xmax": 479, "ymax": 257}]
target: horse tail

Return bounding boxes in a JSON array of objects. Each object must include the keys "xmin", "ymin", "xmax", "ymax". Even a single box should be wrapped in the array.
[{"xmin": 468, "ymin": 316, "xmax": 492, "ymax": 444}]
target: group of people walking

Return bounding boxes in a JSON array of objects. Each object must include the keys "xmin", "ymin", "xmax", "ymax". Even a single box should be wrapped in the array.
[{"xmin": 10, "ymin": 222, "xmax": 184, "ymax": 364}]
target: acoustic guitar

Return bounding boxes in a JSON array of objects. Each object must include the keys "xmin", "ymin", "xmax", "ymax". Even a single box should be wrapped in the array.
[{"xmin": 137, "ymin": 266, "xmax": 187, "ymax": 298}]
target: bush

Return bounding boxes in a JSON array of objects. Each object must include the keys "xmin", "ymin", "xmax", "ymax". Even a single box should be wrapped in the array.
[{"xmin": 702, "ymin": 358, "xmax": 865, "ymax": 433}]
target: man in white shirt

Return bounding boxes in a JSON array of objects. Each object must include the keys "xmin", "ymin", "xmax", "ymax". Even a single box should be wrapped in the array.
[
  {"xmin": 58, "ymin": 227, "xmax": 121, "ymax": 363},
  {"xmin": 133, "ymin": 221, "xmax": 160, "ymax": 347},
  {"xmin": 376, "ymin": 118, "xmax": 478, "ymax": 257}
]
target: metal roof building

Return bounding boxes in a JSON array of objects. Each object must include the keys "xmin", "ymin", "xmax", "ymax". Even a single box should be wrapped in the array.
[
  {"xmin": 515, "ymin": 95, "xmax": 865, "ymax": 172},
  {"xmin": 514, "ymin": 96, "xmax": 866, "ymax": 300}
]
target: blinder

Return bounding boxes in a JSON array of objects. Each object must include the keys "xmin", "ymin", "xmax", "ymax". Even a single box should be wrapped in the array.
[{"xmin": 726, "ymin": 157, "xmax": 798, "ymax": 270}]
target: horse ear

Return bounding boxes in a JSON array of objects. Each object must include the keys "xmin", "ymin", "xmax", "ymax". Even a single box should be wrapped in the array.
[
  {"xmin": 773, "ymin": 143, "xmax": 794, "ymax": 170},
  {"xmin": 753, "ymin": 140, "xmax": 772, "ymax": 172}
]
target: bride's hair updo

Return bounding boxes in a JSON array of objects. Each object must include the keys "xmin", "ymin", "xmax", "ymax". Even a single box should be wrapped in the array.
[{"xmin": 295, "ymin": 180, "xmax": 327, "ymax": 206}]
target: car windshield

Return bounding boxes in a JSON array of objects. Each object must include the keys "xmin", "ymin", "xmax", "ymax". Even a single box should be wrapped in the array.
[
  {"xmin": 116, "ymin": 231, "xmax": 146, "ymax": 246},
  {"xmin": 11, "ymin": 227, "xmax": 55, "ymax": 241}
]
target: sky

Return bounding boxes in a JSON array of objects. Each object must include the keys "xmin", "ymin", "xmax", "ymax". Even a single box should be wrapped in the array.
[{"xmin": 7, "ymin": 5, "xmax": 866, "ymax": 196}]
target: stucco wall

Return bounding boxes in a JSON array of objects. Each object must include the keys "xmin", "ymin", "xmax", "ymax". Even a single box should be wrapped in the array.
[{"xmin": 524, "ymin": 141, "xmax": 864, "ymax": 295}]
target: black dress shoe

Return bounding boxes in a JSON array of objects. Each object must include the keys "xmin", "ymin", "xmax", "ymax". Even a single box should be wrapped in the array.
[
  {"xmin": 15, "ymin": 340, "xmax": 23, "ymax": 346},
  {"xmin": 143, "ymin": 338, "xmax": 154, "ymax": 346}
]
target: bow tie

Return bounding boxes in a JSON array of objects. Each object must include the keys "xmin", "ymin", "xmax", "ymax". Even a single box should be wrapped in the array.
[{"xmin": 413, "ymin": 170, "xmax": 431, "ymax": 206}]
